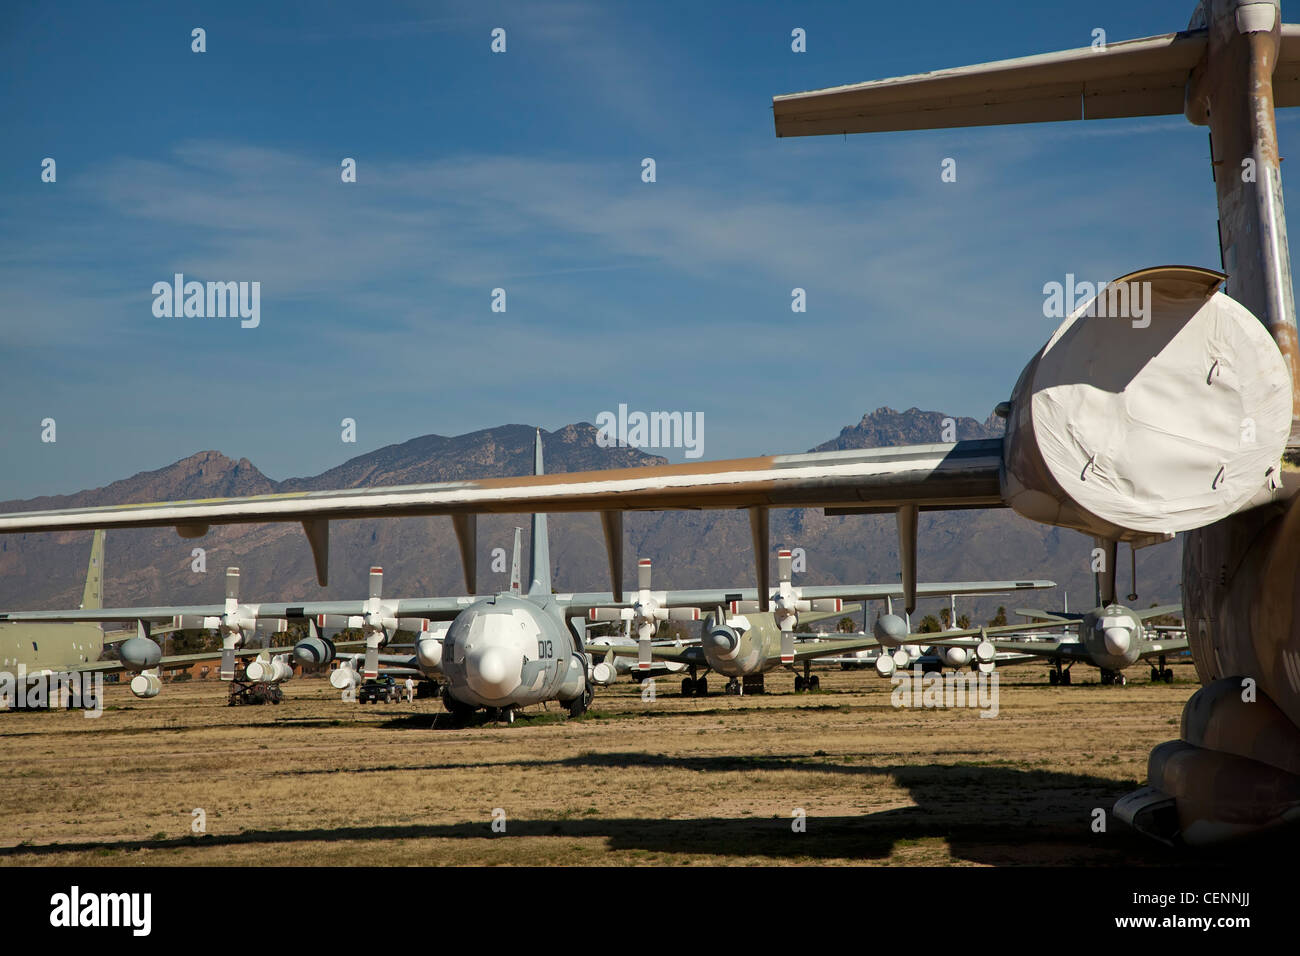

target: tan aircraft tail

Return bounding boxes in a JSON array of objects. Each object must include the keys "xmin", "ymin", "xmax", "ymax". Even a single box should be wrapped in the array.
[{"xmin": 80, "ymin": 530, "xmax": 104, "ymax": 610}]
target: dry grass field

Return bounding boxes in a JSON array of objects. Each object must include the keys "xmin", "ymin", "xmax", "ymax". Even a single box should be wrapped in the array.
[{"xmin": 0, "ymin": 659, "xmax": 1245, "ymax": 866}]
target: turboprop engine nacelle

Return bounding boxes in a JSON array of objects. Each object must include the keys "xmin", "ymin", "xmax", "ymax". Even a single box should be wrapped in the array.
[
  {"xmin": 1002, "ymin": 267, "xmax": 1292, "ymax": 542},
  {"xmin": 118, "ymin": 637, "xmax": 161, "ymax": 671},
  {"xmin": 415, "ymin": 622, "xmax": 450, "ymax": 675},
  {"xmin": 130, "ymin": 673, "xmax": 161, "ymax": 699}
]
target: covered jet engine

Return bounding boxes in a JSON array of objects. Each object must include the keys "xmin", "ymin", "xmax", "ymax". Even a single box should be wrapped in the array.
[
  {"xmin": 245, "ymin": 655, "xmax": 293, "ymax": 684},
  {"xmin": 330, "ymin": 659, "xmax": 361, "ymax": 690},
  {"xmin": 1001, "ymin": 267, "xmax": 1292, "ymax": 543},
  {"xmin": 591, "ymin": 660, "xmax": 617, "ymax": 686},
  {"xmin": 129, "ymin": 673, "xmax": 161, "ymax": 699}
]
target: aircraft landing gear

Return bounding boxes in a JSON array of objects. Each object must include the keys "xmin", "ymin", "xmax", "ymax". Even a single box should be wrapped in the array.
[
  {"xmin": 680, "ymin": 671, "xmax": 708, "ymax": 697},
  {"xmin": 567, "ymin": 681, "xmax": 594, "ymax": 718},
  {"xmin": 725, "ymin": 678, "xmax": 742, "ymax": 696},
  {"xmin": 1049, "ymin": 663, "xmax": 1071, "ymax": 686},
  {"xmin": 794, "ymin": 662, "xmax": 821, "ymax": 693},
  {"xmin": 440, "ymin": 686, "xmax": 477, "ymax": 725},
  {"xmin": 1150, "ymin": 655, "xmax": 1174, "ymax": 683}
]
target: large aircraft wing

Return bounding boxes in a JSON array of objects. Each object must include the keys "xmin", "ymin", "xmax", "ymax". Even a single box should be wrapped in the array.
[
  {"xmin": 0, "ymin": 598, "xmax": 474, "ymax": 625},
  {"xmin": 1136, "ymin": 637, "xmax": 1190, "ymax": 660},
  {"xmin": 1014, "ymin": 608, "xmax": 1083, "ymax": 623},
  {"xmin": 559, "ymin": 579, "xmax": 1054, "ymax": 615},
  {"xmin": 587, "ymin": 643, "xmax": 707, "ymax": 667},
  {"xmin": 789, "ymin": 635, "xmax": 881, "ymax": 661},
  {"xmin": 0, "ymin": 440, "xmax": 1005, "ymax": 589},
  {"xmin": 1135, "ymin": 605, "xmax": 1183, "ymax": 622},
  {"xmin": 773, "ymin": 29, "xmax": 1211, "ymax": 136},
  {"xmin": 57, "ymin": 644, "xmax": 298, "ymax": 675}
]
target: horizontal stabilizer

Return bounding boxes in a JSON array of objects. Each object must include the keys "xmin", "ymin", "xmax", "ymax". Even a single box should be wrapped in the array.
[{"xmin": 774, "ymin": 29, "xmax": 1210, "ymax": 136}]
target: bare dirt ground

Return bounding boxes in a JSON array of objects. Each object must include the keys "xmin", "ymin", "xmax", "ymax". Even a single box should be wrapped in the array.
[{"xmin": 0, "ymin": 659, "xmax": 1246, "ymax": 866}]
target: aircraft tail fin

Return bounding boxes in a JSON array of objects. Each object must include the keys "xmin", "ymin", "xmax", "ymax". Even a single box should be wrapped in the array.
[
  {"xmin": 527, "ymin": 430, "xmax": 552, "ymax": 597},
  {"xmin": 81, "ymin": 530, "xmax": 105, "ymax": 610},
  {"xmin": 509, "ymin": 527, "xmax": 523, "ymax": 595},
  {"xmin": 773, "ymin": 29, "xmax": 1211, "ymax": 137}
]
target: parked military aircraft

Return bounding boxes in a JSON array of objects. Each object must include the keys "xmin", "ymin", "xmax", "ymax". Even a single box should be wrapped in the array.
[
  {"xmin": 0, "ymin": 531, "xmax": 288, "ymax": 704},
  {"xmin": 875, "ymin": 603, "xmax": 1188, "ymax": 685},
  {"xmin": 586, "ymin": 552, "xmax": 1052, "ymax": 694},
  {"xmin": 4, "ymin": 0, "xmax": 1300, "ymax": 843}
]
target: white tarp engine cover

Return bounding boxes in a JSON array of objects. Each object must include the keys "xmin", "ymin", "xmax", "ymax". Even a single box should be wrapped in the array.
[{"xmin": 1002, "ymin": 265, "xmax": 1292, "ymax": 540}]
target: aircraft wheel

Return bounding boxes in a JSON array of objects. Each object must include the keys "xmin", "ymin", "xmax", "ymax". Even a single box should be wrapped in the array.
[
  {"xmin": 1151, "ymin": 668, "xmax": 1160, "ymax": 682},
  {"xmin": 794, "ymin": 675, "xmax": 805, "ymax": 692},
  {"xmin": 1062, "ymin": 670, "xmax": 1072, "ymax": 686},
  {"xmin": 696, "ymin": 678, "xmax": 708, "ymax": 697},
  {"xmin": 1116, "ymin": 674, "xmax": 1127, "ymax": 686},
  {"xmin": 681, "ymin": 678, "xmax": 694, "ymax": 698},
  {"xmin": 1048, "ymin": 671, "xmax": 1059, "ymax": 686},
  {"xmin": 809, "ymin": 675, "xmax": 820, "ymax": 690},
  {"xmin": 1163, "ymin": 668, "xmax": 1174, "ymax": 683}
]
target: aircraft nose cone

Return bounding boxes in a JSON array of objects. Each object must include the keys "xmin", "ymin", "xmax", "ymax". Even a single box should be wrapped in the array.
[
  {"xmin": 1103, "ymin": 627, "xmax": 1131, "ymax": 656},
  {"xmin": 466, "ymin": 646, "xmax": 523, "ymax": 699},
  {"xmin": 704, "ymin": 627, "xmax": 739, "ymax": 660}
]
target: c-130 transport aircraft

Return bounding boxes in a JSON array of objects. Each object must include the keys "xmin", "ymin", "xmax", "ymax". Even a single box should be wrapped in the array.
[{"xmin": 2, "ymin": 0, "xmax": 1299, "ymax": 845}]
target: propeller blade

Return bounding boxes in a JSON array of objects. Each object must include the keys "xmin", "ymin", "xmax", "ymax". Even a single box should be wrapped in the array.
[
  {"xmin": 637, "ymin": 621, "xmax": 654, "ymax": 671},
  {"xmin": 369, "ymin": 566, "xmax": 383, "ymax": 601},
  {"xmin": 637, "ymin": 558, "xmax": 652, "ymax": 592},
  {"xmin": 225, "ymin": 567, "xmax": 240, "ymax": 601},
  {"xmin": 808, "ymin": 599, "xmax": 842, "ymax": 613},
  {"xmin": 588, "ymin": 607, "xmax": 628, "ymax": 622},
  {"xmin": 666, "ymin": 607, "xmax": 700, "ymax": 622},
  {"xmin": 364, "ymin": 642, "xmax": 380, "ymax": 680},
  {"xmin": 220, "ymin": 646, "xmax": 236, "ymax": 681},
  {"xmin": 780, "ymin": 628, "xmax": 794, "ymax": 665},
  {"xmin": 778, "ymin": 548, "xmax": 792, "ymax": 585}
]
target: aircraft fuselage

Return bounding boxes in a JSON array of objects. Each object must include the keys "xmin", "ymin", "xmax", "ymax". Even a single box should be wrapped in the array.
[{"xmin": 436, "ymin": 593, "xmax": 588, "ymax": 711}]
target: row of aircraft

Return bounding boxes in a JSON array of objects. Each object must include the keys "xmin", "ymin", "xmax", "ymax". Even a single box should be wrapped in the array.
[{"xmin": 2, "ymin": 0, "xmax": 1296, "ymax": 845}]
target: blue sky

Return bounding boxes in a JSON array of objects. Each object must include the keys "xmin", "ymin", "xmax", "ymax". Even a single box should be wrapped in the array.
[{"xmin": 1, "ymin": 0, "xmax": 1293, "ymax": 499}]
